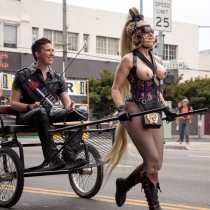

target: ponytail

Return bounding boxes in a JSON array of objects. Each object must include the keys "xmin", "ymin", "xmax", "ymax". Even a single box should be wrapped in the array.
[{"xmin": 104, "ymin": 7, "xmax": 141, "ymax": 180}]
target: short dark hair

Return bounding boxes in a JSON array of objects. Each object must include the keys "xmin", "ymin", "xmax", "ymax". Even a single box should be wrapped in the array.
[{"xmin": 31, "ymin": 37, "xmax": 51, "ymax": 61}]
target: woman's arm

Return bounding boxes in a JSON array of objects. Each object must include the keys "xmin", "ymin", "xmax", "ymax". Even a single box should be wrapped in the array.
[
  {"xmin": 159, "ymin": 93, "xmax": 168, "ymax": 107},
  {"xmin": 59, "ymin": 92, "xmax": 74, "ymax": 113},
  {"xmin": 112, "ymin": 55, "xmax": 132, "ymax": 107},
  {"xmin": 11, "ymin": 90, "xmax": 28, "ymax": 111},
  {"xmin": 11, "ymin": 90, "xmax": 42, "ymax": 111}
]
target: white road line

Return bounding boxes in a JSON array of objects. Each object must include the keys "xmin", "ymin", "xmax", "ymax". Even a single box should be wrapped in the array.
[
  {"xmin": 188, "ymin": 155, "xmax": 210, "ymax": 158},
  {"xmin": 117, "ymin": 165, "xmax": 133, "ymax": 168}
]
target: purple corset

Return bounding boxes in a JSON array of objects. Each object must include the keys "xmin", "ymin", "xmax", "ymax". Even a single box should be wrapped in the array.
[{"xmin": 127, "ymin": 67, "xmax": 160, "ymax": 102}]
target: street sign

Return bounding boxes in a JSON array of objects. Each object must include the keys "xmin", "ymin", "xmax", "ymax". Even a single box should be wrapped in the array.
[
  {"xmin": 153, "ymin": 0, "xmax": 172, "ymax": 32},
  {"xmin": 163, "ymin": 62, "xmax": 184, "ymax": 69}
]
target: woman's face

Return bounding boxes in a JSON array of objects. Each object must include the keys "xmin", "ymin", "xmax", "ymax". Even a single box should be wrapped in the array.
[{"xmin": 132, "ymin": 22, "xmax": 154, "ymax": 48}]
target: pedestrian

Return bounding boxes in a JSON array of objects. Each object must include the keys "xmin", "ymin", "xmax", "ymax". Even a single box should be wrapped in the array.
[
  {"xmin": 11, "ymin": 37, "xmax": 88, "ymax": 170},
  {"xmin": 176, "ymin": 99, "xmax": 193, "ymax": 144},
  {"xmin": 175, "ymin": 101, "xmax": 182, "ymax": 142},
  {"xmin": 105, "ymin": 8, "xmax": 176, "ymax": 210}
]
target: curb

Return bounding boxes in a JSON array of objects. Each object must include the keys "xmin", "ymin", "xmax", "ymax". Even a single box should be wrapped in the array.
[{"xmin": 164, "ymin": 145, "xmax": 187, "ymax": 150}]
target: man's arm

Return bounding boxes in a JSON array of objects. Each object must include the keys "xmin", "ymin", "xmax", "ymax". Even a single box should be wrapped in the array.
[{"xmin": 59, "ymin": 92, "xmax": 74, "ymax": 113}]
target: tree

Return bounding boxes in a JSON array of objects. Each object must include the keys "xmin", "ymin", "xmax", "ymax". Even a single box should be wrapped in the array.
[
  {"xmin": 163, "ymin": 75, "xmax": 210, "ymax": 138},
  {"xmin": 86, "ymin": 69, "xmax": 115, "ymax": 119}
]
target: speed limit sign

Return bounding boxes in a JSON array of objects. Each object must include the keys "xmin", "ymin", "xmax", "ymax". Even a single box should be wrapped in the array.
[{"xmin": 153, "ymin": 0, "xmax": 172, "ymax": 32}]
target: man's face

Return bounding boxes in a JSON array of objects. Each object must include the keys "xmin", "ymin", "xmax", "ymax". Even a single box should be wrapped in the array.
[{"xmin": 36, "ymin": 43, "xmax": 54, "ymax": 65}]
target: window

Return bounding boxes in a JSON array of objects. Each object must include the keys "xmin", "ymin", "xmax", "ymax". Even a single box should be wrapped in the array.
[
  {"xmin": 96, "ymin": 36, "xmax": 119, "ymax": 55},
  {"xmin": 108, "ymin": 38, "xmax": 119, "ymax": 55},
  {"xmin": 83, "ymin": 34, "xmax": 89, "ymax": 52},
  {"xmin": 164, "ymin": 44, "xmax": 177, "ymax": 60},
  {"xmin": 53, "ymin": 31, "xmax": 63, "ymax": 50},
  {"xmin": 43, "ymin": 29, "xmax": 78, "ymax": 51},
  {"xmin": 68, "ymin": 32, "xmax": 78, "ymax": 51},
  {"xmin": 32, "ymin": 27, "xmax": 39, "ymax": 43},
  {"xmin": 4, "ymin": 25, "xmax": 17, "ymax": 48},
  {"xmin": 44, "ymin": 29, "xmax": 52, "ymax": 41},
  {"xmin": 96, "ymin": 36, "xmax": 106, "ymax": 54}
]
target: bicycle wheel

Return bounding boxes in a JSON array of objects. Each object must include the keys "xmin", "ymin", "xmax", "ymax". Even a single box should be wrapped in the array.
[
  {"xmin": 69, "ymin": 144, "xmax": 103, "ymax": 198},
  {"xmin": 0, "ymin": 147, "xmax": 24, "ymax": 208}
]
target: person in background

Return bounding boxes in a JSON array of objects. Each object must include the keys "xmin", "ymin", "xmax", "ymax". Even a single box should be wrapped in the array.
[
  {"xmin": 175, "ymin": 101, "xmax": 182, "ymax": 142},
  {"xmin": 176, "ymin": 99, "xmax": 193, "ymax": 144}
]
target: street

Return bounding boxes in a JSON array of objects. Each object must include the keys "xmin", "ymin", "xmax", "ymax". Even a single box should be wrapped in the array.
[{"xmin": 2, "ymin": 139, "xmax": 210, "ymax": 210}]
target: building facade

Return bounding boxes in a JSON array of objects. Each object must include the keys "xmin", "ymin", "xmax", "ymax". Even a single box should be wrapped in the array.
[{"xmin": 1, "ymin": 0, "xmax": 210, "ymax": 135}]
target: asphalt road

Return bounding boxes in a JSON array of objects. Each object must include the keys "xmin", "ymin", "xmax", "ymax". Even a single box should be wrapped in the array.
[{"xmin": 1, "ymin": 139, "xmax": 210, "ymax": 210}]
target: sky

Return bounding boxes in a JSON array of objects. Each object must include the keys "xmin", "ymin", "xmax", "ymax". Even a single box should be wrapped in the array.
[{"xmin": 48, "ymin": 0, "xmax": 210, "ymax": 51}]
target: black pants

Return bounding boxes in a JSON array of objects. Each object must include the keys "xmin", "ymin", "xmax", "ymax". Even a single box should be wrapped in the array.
[{"xmin": 16, "ymin": 108, "xmax": 88, "ymax": 158}]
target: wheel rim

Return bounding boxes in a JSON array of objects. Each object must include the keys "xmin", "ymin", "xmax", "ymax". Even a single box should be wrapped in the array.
[
  {"xmin": 71, "ymin": 150, "xmax": 98, "ymax": 193},
  {"xmin": 0, "ymin": 152, "xmax": 18, "ymax": 203}
]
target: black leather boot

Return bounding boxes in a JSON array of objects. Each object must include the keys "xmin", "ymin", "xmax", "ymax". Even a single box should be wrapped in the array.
[
  {"xmin": 47, "ymin": 138, "xmax": 66, "ymax": 170},
  {"xmin": 141, "ymin": 171, "xmax": 162, "ymax": 210},
  {"xmin": 61, "ymin": 130, "xmax": 87, "ymax": 169},
  {"xmin": 115, "ymin": 164, "xmax": 143, "ymax": 207},
  {"xmin": 34, "ymin": 108, "xmax": 65, "ymax": 170}
]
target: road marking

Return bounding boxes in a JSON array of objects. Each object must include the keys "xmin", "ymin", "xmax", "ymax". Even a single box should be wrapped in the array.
[
  {"xmin": 22, "ymin": 186, "xmax": 210, "ymax": 210},
  {"xmin": 188, "ymin": 155, "xmax": 210, "ymax": 158},
  {"xmin": 116, "ymin": 164, "xmax": 133, "ymax": 168}
]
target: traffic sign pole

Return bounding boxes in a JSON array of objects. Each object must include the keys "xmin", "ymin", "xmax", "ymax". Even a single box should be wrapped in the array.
[
  {"xmin": 153, "ymin": 0, "xmax": 171, "ymax": 59},
  {"xmin": 140, "ymin": 0, "xmax": 143, "ymax": 14}
]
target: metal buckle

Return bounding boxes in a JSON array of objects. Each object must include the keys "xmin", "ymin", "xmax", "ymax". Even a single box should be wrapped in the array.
[{"xmin": 141, "ymin": 99, "xmax": 147, "ymax": 104}]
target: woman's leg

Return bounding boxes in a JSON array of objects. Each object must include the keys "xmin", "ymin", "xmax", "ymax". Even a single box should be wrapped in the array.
[
  {"xmin": 115, "ymin": 163, "xmax": 143, "ymax": 207},
  {"xmin": 124, "ymin": 102, "xmax": 163, "ymax": 210},
  {"xmin": 124, "ymin": 102, "xmax": 163, "ymax": 174}
]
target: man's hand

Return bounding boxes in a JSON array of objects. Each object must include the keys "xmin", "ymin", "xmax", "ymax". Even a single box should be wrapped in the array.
[
  {"xmin": 65, "ymin": 101, "xmax": 75, "ymax": 114},
  {"xmin": 31, "ymin": 102, "xmax": 42, "ymax": 110}
]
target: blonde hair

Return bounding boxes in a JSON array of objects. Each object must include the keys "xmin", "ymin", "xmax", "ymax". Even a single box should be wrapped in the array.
[{"xmin": 104, "ymin": 7, "xmax": 141, "ymax": 180}]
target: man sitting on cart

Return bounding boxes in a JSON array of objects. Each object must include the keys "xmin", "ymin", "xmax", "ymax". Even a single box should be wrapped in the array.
[{"xmin": 10, "ymin": 37, "xmax": 88, "ymax": 170}]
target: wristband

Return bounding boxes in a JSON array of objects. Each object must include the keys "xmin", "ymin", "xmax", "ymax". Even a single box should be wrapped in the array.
[{"xmin": 27, "ymin": 104, "xmax": 31, "ymax": 111}]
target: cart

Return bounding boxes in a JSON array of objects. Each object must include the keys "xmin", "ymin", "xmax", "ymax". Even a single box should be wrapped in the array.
[
  {"xmin": 0, "ymin": 105, "xmax": 115, "ymax": 208},
  {"xmin": 0, "ymin": 105, "xmax": 207, "ymax": 208}
]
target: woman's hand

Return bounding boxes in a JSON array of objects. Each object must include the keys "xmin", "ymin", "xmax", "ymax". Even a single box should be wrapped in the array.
[
  {"xmin": 65, "ymin": 101, "xmax": 75, "ymax": 114},
  {"xmin": 31, "ymin": 102, "xmax": 42, "ymax": 110}
]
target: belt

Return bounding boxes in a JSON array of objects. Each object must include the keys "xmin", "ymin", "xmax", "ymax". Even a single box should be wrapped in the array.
[{"xmin": 126, "ymin": 98, "xmax": 147, "ymax": 105}]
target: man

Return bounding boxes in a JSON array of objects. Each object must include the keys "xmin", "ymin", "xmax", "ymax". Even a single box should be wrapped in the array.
[
  {"xmin": 176, "ymin": 99, "xmax": 193, "ymax": 144},
  {"xmin": 11, "ymin": 38, "xmax": 88, "ymax": 170}
]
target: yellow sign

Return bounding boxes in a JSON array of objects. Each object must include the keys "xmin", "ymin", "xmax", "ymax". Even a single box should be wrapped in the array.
[
  {"xmin": 65, "ymin": 80, "xmax": 86, "ymax": 96},
  {"xmin": 1, "ymin": 73, "xmax": 15, "ymax": 90}
]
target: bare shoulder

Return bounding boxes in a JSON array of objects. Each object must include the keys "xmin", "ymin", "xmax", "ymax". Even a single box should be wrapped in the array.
[
  {"xmin": 120, "ymin": 53, "xmax": 133, "ymax": 69},
  {"xmin": 154, "ymin": 55, "xmax": 163, "ymax": 65}
]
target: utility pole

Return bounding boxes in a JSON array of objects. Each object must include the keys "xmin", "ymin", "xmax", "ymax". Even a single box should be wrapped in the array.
[
  {"xmin": 63, "ymin": 0, "xmax": 67, "ymax": 79},
  {"xmin": 157, "ymin": 31, "xmax": 165, "ymax": 60},
  {"xmin": 140, "ymin": 0, "xmax": 143, "ymax": 14}
]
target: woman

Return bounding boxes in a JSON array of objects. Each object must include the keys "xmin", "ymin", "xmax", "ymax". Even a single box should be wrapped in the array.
[{"xmin": 105, "ymin": 8, "xmax": 175, "ymax": 210}]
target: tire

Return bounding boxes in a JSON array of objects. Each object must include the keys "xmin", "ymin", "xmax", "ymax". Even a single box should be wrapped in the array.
[
  {"xmin": 69, "ymin": 144, "xmax": 103, "ymax": 198},
  {"xmin": 0, "ymin": 147, "xmax": 24, "ymax": 208}
]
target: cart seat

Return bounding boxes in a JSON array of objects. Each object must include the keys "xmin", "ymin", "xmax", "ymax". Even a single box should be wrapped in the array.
[
  {"xmin": 0, "ymin": 105, "xmax": 37, "ymax": 134},
  {"xmin": 2, "ymin": 125, "xmax": 37, "ymax": 134},
  {"xmin": 0, "ymin": 105, "xmax": 18, "ymax": 116}
]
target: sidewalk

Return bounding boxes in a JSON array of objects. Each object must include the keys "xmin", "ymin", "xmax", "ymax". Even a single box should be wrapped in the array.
[{"xmin": 164, "ymin": 139, "xmax": 210, "ymax": 152}]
